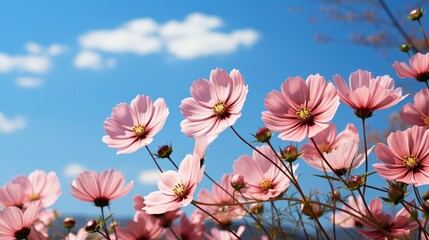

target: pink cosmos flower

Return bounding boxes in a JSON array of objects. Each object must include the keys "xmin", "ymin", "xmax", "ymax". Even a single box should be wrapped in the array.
[
  {"xmin": 0, "ymin": 201, "xmax": 41, "ymax": 240},
  {"xmin": 373, "ymin": 126, "xmax": 429, "ymax": 186},
  {"xmin": 331, "ymin": 195, "xmax": 364, "ymax": 228},
  {"xmin": 197, "ymin": 174, "xmax": 246, "ymax": 225},
  {"xmin": 357, "ymin": 198, "xmax": 418, "ymax": 239},
  {"xmin": 144, "ymin": 154, "xmax": 205, "ymax": 214},
  {"xmin": 193, "ymin": 135, "xmax": 217, "ymax": 163},
  {"xmin": 233, "ymin": 145, "xmax": 297, "ymax": 200},
  {"xmin": 334, "ymin": 69, "xmax": 406, "ymax": 119},
  {"xmin": 399, "ymin": 88, "xmax": 429, "ymax": 128},
  {"xmin": 103, "ymin": 95, "xmax": 169, "ymax": 154},
  {"xmin": 393, "ymin": 52, "xmax": 429, "ymax": 83},
  {"xmin": 205, "ymin": 225, "xmax": 245, "ymax": 240},
  {"xmin": 25, "ymin": 170, "xmax": 61, "ymax": 208},
  {"xmin": 71, "ymin": 169, "xmax": 134, "ymax": 207},
  {"xmin": 180, "ymin": 68, "xmax": 248, "ymax": 138},
  {"xmin": 133, "ymin": 194, "xmax": 181, "ymax": 227},
  {"xmin": 33, "ymin": 209, "xmax": 58, "ymax": 239},
  {"xmin": 116, "ymin": 213, "xmax": 164, "ymax": 240},
  {"xmin": 0, "ymin": 181, "xmax": 28, "ymax": 208},
  {"xmin": 262, "ymin": 74, "xmax": 339, "ymax": 142},
  {"xmin": 166, "ymin": 213, "xmax": 205, "ymax": 240},
  {"xmin": 301, "ymin": 123, "xmax": 359, "ymax": 160},
  {"xmin": 65, "ymin": 229, "xmax": 88, "ymax": 240}
]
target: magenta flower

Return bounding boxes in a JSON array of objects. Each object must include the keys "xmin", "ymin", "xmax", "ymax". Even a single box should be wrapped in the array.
[
  {"xmin": 180, "ymin": 68, "xmax": 248, "ymax": 138},
  {"xmin": 197, "ymin": 174, "xmax": 246, "ymax": 225},
  {"xmin": 143, "ymin": 154, "xmax": 205, "ymax": 214},
  {"xmin": 103, "ymin": 95, "xmax": 169, "ymax": 154},
  {"xmin": 116, "ymin": 213, "xmax": 163, "ymax": 240},
  {"xmin": 334, "ymin": 69, "xmax": 406, "ymax": 119},
  {"xmin": 301, "ymin": 123, "xmax": 359, "ymax": 160},
  {"xmin": 233, "ymin": 145, "xmax": 297, "ymax": 200},
  {"xmin": 373, "ymin": 126, "xmax": 429, "ymax": 186},
  {"xmin": 357, "ymin": 198, "xmax": 418, "ymax": 239},
  {"xmin": 400, "ymin": 88, "xmax": 429, "ymax": 128},
  {"xmin": 262, "ymin": 74, "xmax": 339, "ymax": 142},
  {"xmin": 393, "ymin": 52, "xmax": 429, "ymax": 83},
  {"xmin": 71, "ymin": 169, "xmax": 134, "ymax": 207},
  {"xmin": 0, "ymin": 201, "xmax": 41, "ymax": 240}
]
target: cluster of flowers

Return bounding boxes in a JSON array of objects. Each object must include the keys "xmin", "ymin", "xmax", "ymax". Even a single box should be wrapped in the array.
[{"xmin": 2, "ymin": 7, "xmax": 429, "ymax": 240}]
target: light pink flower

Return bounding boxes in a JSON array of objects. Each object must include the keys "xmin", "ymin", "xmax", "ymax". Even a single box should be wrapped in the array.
[
  {"xmin": 103, "ymin": 95, "xmax": 169, "ymax": 154},
  {"xmin": 205, "ymin": 225, "xmax": 245, "ymax": 240},
  {"xmin": 197, "ymin": 174, "xmax": 246, "ymax": 225},
  {"xmin": 262, "ymin": 74, "xmax": 339, "ymax": 142},
  {"xmin": 144, "ymin": 154, "xmax": 205, "ymax": 214},
  {"xmin": 71, "ymin": 169, "xmax": 134, "ymax": 207},
  {"xmin": 331, "ymin": 195, "xmax": 364, "ymax": 228},
  {"xmin": 373, "ymin": 126, "xmax": 429, "ymax": 186},
  {"xmin": 33, "ymin": 209, "xmax": 58, "ymax": 238},
  {"xmin": 25, "ymin": 170, "xmax": 61, "ymax": 208},
  {"xmin": 116, "ymin": 213, "xmax": 164, "ymax": 240},
  {"xmin": 357, "ymin": 198, "xmax": 418, "ymax": 239},
  {"xmin": 180, "ymin": 68, "xmax": 248, "ymax": 138},
  {"xmin": 0, "ymin": 201, "xmax": 41, "ymax": 240},
  {"xmin": 301, "ymin": 123, "xmax": 358, "ymax": 160},
  {"xmin": 64, "ymin": 229, "xmax": 88, "ymax": 240},
  {"xmin": 393, "ymin": 52, "xmax": 429, "ymax": 83},
  {"xmin": 0, "ymin": 181, "xmax": 28, "ymax": 208},
  {"xmin": 233, "ymin": 145, "xmax": 297, "ymax": 200},
  {"xmin": 334, "ymin": 69, "xmax": 406, "ymax": 118},
  {"xmin": 166, "ymin": 213, "xmax": 205, "ymax": 240},
  {"xmin": 400, "ymin": 88, "xmax": 429, "ymax": 128},
  {"xmin": 193, "ymin": 135, "xmax": 217, "ymax": 162},
  {"xmin": 133, "ymin": 194, "xmax": 181, "ymax": 227}
]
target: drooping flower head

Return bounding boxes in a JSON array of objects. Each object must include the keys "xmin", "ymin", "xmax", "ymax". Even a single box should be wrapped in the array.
[
  {"xmin": 0, "ymin": 201, "xmax": 41, "ymax": 240},
  {"xmin": 262, "ymin": 74, "xmax": 339, "ymax": 142},
  {"xmin": 357, "ymin": 198, "xmax": 418, "ymax": 239},
  {"xmin": 180, "ymin": 68, "xmax": 248, "ymax": 138},
  {"xmin": 197, "ymin": 174, "xmax": 246, "ymax": 225},
  {"xmin": 334, "ymin": 69, "xmax": 406, "ymax": 119},
  {"xmin": 399, "ymin": 88, "xmax": 429, "ymax": 128},
  {"xmin": 393, "ymin": 52, "xmax": 429, "ymax": 84},
  {"xmin": 373, "ymin": 126, "xmax": 429, "ymax": 186},
  {"xmin": 233, "ymin": 145, "xmax": 297, "ymax": 200},
  {"xmin": 144, "ymin": 154, "xmax": 205, "ymax": 214},
  {"xmin": 71, "ymin": 169, "xmax": 134, "ymax": 207},
  {"xmin": 103, "ymin": 95, "xmax": 169, "ymax": 154}
]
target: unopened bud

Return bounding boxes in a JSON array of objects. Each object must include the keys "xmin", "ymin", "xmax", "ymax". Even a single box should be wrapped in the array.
[
  {"xmin": 230, "ymin": 174, "xmax": 246, "ymax": 190},
  {"xmin": 254, "ymin": 127, "xmax": 272, "ymax": 143},
  {"xmin": 301, "ymin": 201, "xmax": 323, "ymax": 219},
  {"xmin": 347, "ymin": 175, "xmax": 363, "ymax": 190},
  {"xmin": 63, "ymin": 217, "xmax": 76, "ymax": 229},
  {"xmin": 249, "ymin": 203, "xmax": 264, "ymax": 214},
  {"xmin": 281, "ymin": 144, "xmax": 302, "ymax": 162},
  {"xmin": 422, "ymin": 191, "xmax": 429, "ymax": 201},
  {"xmin": 399, "ymin": 44, "xmax": 411, "ymax": 53},
  {"xmin": 409, "ymin": 8, "xmax": 424, "ymax": 21},
  {"xmin": 157, "ymin": 144, "xmax": 173, "ymax": 158},
  {"xmin": 387, "ymin": 181, "xmax": 406, "ymax": 205},
  {"xmin": 84, "ymin": 219, "xmax": 100, "ymax": 233},
  {"xmin": 330, "ymin": 190, "xmax": 341, "ymax": 202}
]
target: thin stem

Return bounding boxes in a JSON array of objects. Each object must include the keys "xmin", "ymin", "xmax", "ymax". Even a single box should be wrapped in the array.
[
  {"xmin": 163, "ymin": 215, "xmax": 180, "ymax": 240},
  {"xmin": 361, "ymin": 118, "xmax": 369, "ymax": 196},
  {"xmin": 401, "ymin": 201, "xmax": 429, "ymax": 238},
  {"xmin": 191, "ymin": 201, "xmax": 242, "ymax": 240},
  {"xmin": 145, "ymin": 146, "xmax": 163, "ymax": 173},
  {"xmin": 107, "ymin": 206, "xmax": 118, "ymax": 240},
  {"xmin": 297, "ymin": 205, "xmax": 311, "ymax": 240},
  {"xmin": 418, "ymin": 19, "xmax": 429, "ymax": 50},
  {"xmin": 99, "ymin": 206, "xmax": 111, "ymax": 240},
  {"xmin": 167, "ymin": 156, "xmax": 179, "ymax": 170},
  {"xmin": 271, "ymin": 201, "xmax": 286, "ymax": 239}
]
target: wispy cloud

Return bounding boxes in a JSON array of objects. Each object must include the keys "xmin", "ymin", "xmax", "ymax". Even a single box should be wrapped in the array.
[
  {"xmin": 64, "ymin": 163, "xmax": 86, "ymax": 178},
  {"xmin": 73, "ymin": 51, "xmax": 116, "ymax": 70},
  {"xmin": 75, "ymin": 12, "xmax": 259, "ymax": 67},
  {"xmin": 0, "ymin": 113, "xmax": 26, "ymax": 133},
  {"xmin": 0, "ymin": 53, "xmax": 51, "ymax": 74},
  {"xmin": 138, "ymin": 169, "xmax": 160, "ymax": 185},
  {"xmin": 15, "ymin": 76, "xmax": 44, "ymax": 88}
]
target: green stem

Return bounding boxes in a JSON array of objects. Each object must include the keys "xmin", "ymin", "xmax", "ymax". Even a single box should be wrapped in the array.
[{"xmin": 145, "ymin": 146, "xmax": 163, "ymax": 173}]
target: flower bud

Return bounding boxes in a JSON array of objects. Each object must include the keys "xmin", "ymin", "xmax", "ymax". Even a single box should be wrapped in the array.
[
  {"xmin": 399, "ymin": 44, "xmax": 411, "ymax": 53},
  {"xmin": 254, "ymin": 127, "xmax": 272, "ymax": 143},
  {"xmin": 249, "ymin": 203, "xmax": 264, "ymax": 214},
  {"xmin": 281, "ymin": 144, "xmax": 302, "ymax": 162},
  {"xmin": 230, "ymin": 174, "xmax": 246, "ymax": 190},
  {"xmin": 387, "ymin": 181, "xmax": 406, "ymax": 205},
  {"xmin": 422, "ymin": 191, "xmax": 429, "ymax": 202},
  {"xmin": 409, "ymin": 8, "xmax": 424, "ymax": 21},
  {"xmin": 84, "ymin": 219, "xmax": 100, "ymax": 233},
  {"xmin": 63, "ymin": 217, "xmax": 76, "ymax": 229},
  {"xmin": 347, "ymin": 175, "xmax": 363, "ymax": 190},
  {"xmin": 330, "ymin": 190, "xmax": 341, "ymax": 202},
  {"xmin": 157, "ymin": 144, "xmax": 173, "ymax": 158},
  {"xmin": 110, "ymin": 221, "xmax": 120, "ymax": 230},
  {"xmin": 301, "ymin": 201, "xmax": 323, "ymax": 219}
]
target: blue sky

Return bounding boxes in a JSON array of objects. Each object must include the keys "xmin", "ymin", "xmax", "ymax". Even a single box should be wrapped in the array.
[{"xmin": 0, "ymin": 0, "xmax": 425, "ymax": 219}]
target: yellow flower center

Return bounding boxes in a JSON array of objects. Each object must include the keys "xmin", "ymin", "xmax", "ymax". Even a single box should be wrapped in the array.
[
  {"xmin": 28, "ymin": 194, "xmax": 40, "ymax": 202},
  {"xmin": 380, "ymin": 218, "xmax": 391, "ymax": 229},
  {"xmin": 403, "ymin": 155, "xmax": 418, "ymax": 169},
  {"xmin": 423, "ymin": 116, "xmax": 429, "ymax": 127},
  {"xmin": 296, "ymin": 107, "xmax": 312, "ymax": 123},
  {"xmin": 132, "ymin": 124, "xmax": 146, "ymax": 138},
  {"xmin": 260, "ymin": 179, "xmax": 273, "ymax": 191},
  {"xmin": 213, "ymin": 102, "xmax": 228, "ymax": 117},
  {"xmin": 172, "ymin": 182, "xmax": 186, "ymax": 197},
  {"xmin": 319, "ymin": 144, "xmax": 331, "ymax": 153}
]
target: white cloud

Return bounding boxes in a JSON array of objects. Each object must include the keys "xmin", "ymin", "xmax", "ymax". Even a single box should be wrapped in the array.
[
  {"xmin": 0, "ymin": 53, "xmax": 51, "ymax": 73},
  {"xmin": 25, "ymin": 42, "xmax": 43, "ymax": 55},
  {"xmin": 16, "ymin": 76, "xmax": 44, "ymax": 88},
  {"xmin": 138, "ymin": 169, "xmax": 160, "ymax": 185},
  {"xmin": 46, "ymin": 44, "xmax": 67, "ymax": 56},
  {"xmin": 64, "ymin": 163, "xmax": 86, "ymax": 178},
  {"xmin": 76, "ymin": 12, "xmax": 259, "ymax": 61},
  {"xmin": 0, "ymin": 113, "xmax": 26, "ymax": 133},
  {"xmin": 25, "ymin": 42, "xmax": 67, "ymax": 56},
  {"xmin": 73, "ymin": 51, "xmax": 116, "ymax": 70}
]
